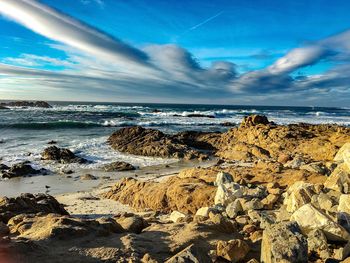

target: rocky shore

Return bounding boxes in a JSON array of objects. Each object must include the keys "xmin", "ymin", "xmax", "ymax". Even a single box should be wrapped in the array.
[{"xmin": 1, "ymin": 114, "xmax": 350, "ymax": 262}]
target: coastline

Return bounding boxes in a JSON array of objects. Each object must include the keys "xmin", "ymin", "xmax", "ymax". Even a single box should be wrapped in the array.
[{"xmin": 1, "ymin": 112, "xmax": 350, "ymax": 262}]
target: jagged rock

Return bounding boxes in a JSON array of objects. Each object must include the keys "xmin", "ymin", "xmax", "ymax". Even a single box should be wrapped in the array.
[
  {"xmin": 283, "ymin": 181, "xmax": 320, "ymax": 213},
  {"xmin": 115, "ymin": 214, "xmax": 148, "ymax": 234},
  {"xmin": 339, "ymin": 194, "xmax": 350, "ymax": 214},
  {"xmin": 214, "ymin": 172, "xmax": 243, "ymax": 206},
  {"xmin": 216, "ymin": 239, "xmax": 250, "ymax": 262},
  {"xmin": 335, "ymin": 142, "xmax": 350, "ymax": 169},
  {"xmin": 284, "ymin": 155, "xmax": 306, "ymax": 169},
  {"xmin": 165, "ymin": 244, "xmax": 211, "ymax": 263},
  {"xmin": 195, "ymin": 207, "xmax": 217, "ymax": 218},
  {"xmin": 209, "ymin": 213, "xmax": 236, "ymax": 233},
  {"xmin": 103, "ymin": 177, "xmax": 215, "ymax": 214},
  {"xmin": 307, "ymin": 229, "xmax": 330, "ymax": 258},
  {"xmin": 0, "ymin": 101, "xmax": 51, "ymax": 108},
  {"xmin": 217, "ymin": 141, "xmax": 270, "ymax": 161},
  {"xmin": 41, "ymin": 146, "xmax": 88, "ymax": 164},
  {"xmin": 226, "ymin": 200, "xmax": 243, "ymax": 219},
  {"xmin": 261, "ymin": 221, "xmax": 307, "ymax": 263},
  {"xmin": 240, "ymin": 198, "xmax": 263, "ymax": 211},
  {"xmin": 300, "ymin": 162, "xmax": 329, "ymax": 175},
  {"xmin": 102, "ymin": 161, "xmax": 136, "ymax": 172},
  {"xmin": 261, "ymin": 194, "xmax": 279, "ymax": 209},
  {"xmin": 107, "ymin": 126, "xmax": 208, "ymax": 160},
  {"xmin": 0, "ymin": 193, "xmax": 68, "ymax": 223},
  {"xmin": 324, "ymin": 163, "xmax": 350, "ymax": 193},
  {"xmin": 240, "ymin": 115, "xmax": 270, "ymax": 127},
  {"xmin": 0, "ymin": 162, "xmax": 47, "ymax": 179},
  {"xmin": 291, "ymin": 203, "xmax": 350, "ymax": 241},
  {"xmin": 169, "ymin": 211, "xmax": 186, "ymax": 223}
]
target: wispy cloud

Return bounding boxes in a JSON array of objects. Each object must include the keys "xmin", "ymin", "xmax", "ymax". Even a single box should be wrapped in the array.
[{"xmin": 0, "ymin": 0, "xmax": 349, "ymax": 105}]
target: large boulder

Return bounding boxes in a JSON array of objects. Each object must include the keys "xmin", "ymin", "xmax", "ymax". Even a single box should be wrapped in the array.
[
  {"xmin": 283, "ymin": 181, "xmax": 320, "ymax": 213},
  {"xmin": 0, "ymin": 193, "xmax": 68, "ymax": 223},
  {"xmin": 291, "ymin": 203, "xmax": 350, "ymax": 241},
  {"xmin": 107, "ymin": 126, "xmax": 208, "ymax": 160},
  {"xmin": 41, "ymin": 146, "xmax": 88, "ymax": 164},
  {"xmin": 103, "ymin": 177, "xmax": 215, "ymax": 214},
  {"xmin": 324, "ymin": 163, "xmax": 350, "ymax": 193},
  {"xmin": 261, "ymin": 221, "xmax": 307, "ymax": 263},
  {"xmin": 240, "ymin": 115, "xmax": 270, "ymax": 128},
  {"xmin": 115, "ymin": 214, "xmax": 148, "ymax": 234},
  {"xmin": 335, "ymin": 142, "xmax": 350, "ymax": 169}
]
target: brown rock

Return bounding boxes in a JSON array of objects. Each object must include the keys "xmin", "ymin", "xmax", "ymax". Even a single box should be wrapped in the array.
[
  {"xmin": 0, "ymin": 193, "xmax": 68, "ymax": 223},
  {"xmin": 103, "ymin": 177, "xmax": 215, "ymax": 214},
  {"xmin": 165, "ymin": 244, "xmax": 211, "ymax": 263},
  {"xmin": 240, "ymin": 115, "xmax": 270, "ymax": 127},
  {"xmin": 115, "ymin": 214, "xmax": 148, "ymax": 234},
  {"xmin": 216, "ymin": 239, "xmax": 250, "ymax": 262},
  {"xmin": 102, "ymin": 161, "xmax": 136, "ymax": 172},
  {"xmin": 107, "ymin": 126, "xmax": 208, "ymax": 160},
  {"xmin": 41, "ymin": 146, "xmax": 88, "ymax": 164}
]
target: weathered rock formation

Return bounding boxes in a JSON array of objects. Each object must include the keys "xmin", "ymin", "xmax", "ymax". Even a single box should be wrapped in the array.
[
  {"xmin": 41, "ymin": 146, "xmax": 88, "ymax": 164},
  {"xmin": 102, "ymin": 161, "xmax": 135, "ymax": 172},
  {"xmin": 0, "ymin": 101, "xmax": 52, "ymax": 108},
  {"xmin": 0, "ymin": 162, "xmax": 48, "ymax": 179}
]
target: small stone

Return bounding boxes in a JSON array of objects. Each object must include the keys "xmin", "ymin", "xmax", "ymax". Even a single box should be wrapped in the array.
[
  {"xmin": 216, "ymin": 239, "xmax": 250, "ymax": 263},
  {"xmin": 226, "ymin": 200, "xmax": 243, "ymax": 219},
  {"xmin": 169, "ymin": 211, "xmax": 186, "ymax": 223}
]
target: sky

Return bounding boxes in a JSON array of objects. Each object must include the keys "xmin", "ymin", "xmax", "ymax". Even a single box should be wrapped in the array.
[{"xmin": 0, "ymin": 0, "xmax": 350, "ymax": 106}]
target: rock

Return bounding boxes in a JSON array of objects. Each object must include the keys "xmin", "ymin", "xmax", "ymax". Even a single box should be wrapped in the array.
[
  {"xmin": 226, "ymin": 199, "xmax": 243, "ymax": 219},
  {"xmin": 284, "ymin": 155, "xmax": 306, "ymax": 169},
  {"xmin": 291, "ymin": 203, "xmax": 350, "ymax": 241},
  {"xmin": 316, "ymin": 193, "xmax": 336, "ymax": 212},
  {"xmin": 80, "ymin": 174, "xmax": 97, "ymax": 180},
  {"xmin": 0, "ymin": 193, "xmax": 68, "ymax": 223},
  {"xmin": 261, "ymin": 221, "xmax": 307, "ymax": 263},
  {"xmin": 278, "ymin": 153, "xmax": 292, "ymax": 164},
  {"xmin": 307, "ymin": 229, "xmax": 329, "ymax": 256},
  {"xmin": 214, "ymin": 172, "xmax": 243, "ymax": 206},
  {"xmin": 261, "ymin": 194, "xmax": 279, "ymax": 209},
  {"xmin": 107, "ymin": 126, "xmax": 208, "ymax": 160},
  {"xmin": 195, "ymin": 207, "xmax": 216, "ymax": 218},
  {"xmin": 115, "ymin": 214, "xmax": 148, "ymax": 234},
  {"xmin": 240, "ymin": 115, "xmax": 270, "ymax": 127},
  {"xmin": 240, "ymin": 198, "xmax": 263, "ymax": 211},
  {"xmin": 283, "ymin": 181, "xmax": 319, "ymax": 213},
  {"xmin": 335, "ymin": 142, "xmax": 350, "ymax": 169},
  {"xmin": 103, "ymin": 177, "xmax": 215, "ymax": 214},
  {"xmin": 0, "ymin": 162, "xmax": 46, "ymax": 179},
  {"xmin": 165, "ymin": 244, "xmax": 211, "ymax": 263},
  {"xmin": 339, "ymin": 194, "xmax": 350, "ymax": 214},
  {"xmin": 0, "ymin": 221, "xmax": 9, "ymax": 235},
  {"xmin": 169, "ymin": 211, "xmax": 186, "ymax": 223},
  {"xmin": 324, "ymin": 163, "xmax": 350, "ymax": 193},
  {"xmin": 300, "ymin": 162, "xmax": 329, "ymax": 175},
  {"xmin": 41, "ymin": 146, "xmax": 88, "ymax": 164},
  {"xmin": 0, "ymin": 101, "xmax": 51, "ymax": 108},
  {"xmin": 47, "ymin": 140, "xmax": 57, "ymax": 144},
  {"xmin": 216, "ymin": 239, "xmax": 250, "ymax": 262},
  {"xmin": 102, "ymin": 161, "xmax": 136, "ymax": 172},
  {"xmin": 0, "ymin": 105, "xmax": 8, "ymax": 109}
]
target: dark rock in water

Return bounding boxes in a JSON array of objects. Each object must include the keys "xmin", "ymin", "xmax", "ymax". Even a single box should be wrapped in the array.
[
  {"xmin": 0, "ymin": 105, "xmax": 8, "ymax": 109},
  {"xmin": 41, "ymin": 146, "xmax": 88, "ymax": 164},
  {"xmin": 108, "ymin": 126, "xmax": 208, "ymax": 160},
  {"xmin": 173, "ymin": 113, "xmax": 215, "ymax": 118},
  {"xmin": 152, "ymin": 109, "xmax": 162, "ymax": 113},
  {"xmin": 0, "ymin": 193, "xmax": 68, "ymax": 223},
  {"xmin": 221, "ymin": 122, "xmax": 236, "ymax": 127},
  {"xmin": 0, "ymin": 101, "xmax": 52, "ymax": 108},
  {"xmin": 240, "ymin": 114, "xmax": 270, "ymax": 127},
  {"xmin": 47, "ymin": 140, "xmax": 57, "ymax": 145},
  {"xmin": 0, "ymin": 162, "xmax": 47, "ymax": 179},
  {"xmin": 103, "ymin": 161, "xmax": 136, "ymax": 172}
]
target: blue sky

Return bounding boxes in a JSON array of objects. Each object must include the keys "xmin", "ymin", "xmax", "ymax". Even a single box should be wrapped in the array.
[{"xmin": 0, "ymin": 0, "xmax": 350, "ymax": 106}]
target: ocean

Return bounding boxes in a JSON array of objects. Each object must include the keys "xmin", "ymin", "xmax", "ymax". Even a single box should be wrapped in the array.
[{"xmin": 1, "ymin": 101, "xmax": 350, "ymax": 171}]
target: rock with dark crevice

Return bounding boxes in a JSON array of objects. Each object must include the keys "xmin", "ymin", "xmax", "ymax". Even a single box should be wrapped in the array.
[
  {"xmin": 41, "ymin": 146, "xmax": 88, "ymax": 164},
  {"xmin": 102, "ymin": 161, "xmax": 136, "ymax": 172},
  {"xmin": 0, "ymin": 162, "xmax": 48, "ymax": 179}
]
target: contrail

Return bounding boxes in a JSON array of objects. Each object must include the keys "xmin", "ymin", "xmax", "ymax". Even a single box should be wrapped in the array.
[{"xmin": 187, "ymin": 11, "xmax": 224, "ymax": 32}]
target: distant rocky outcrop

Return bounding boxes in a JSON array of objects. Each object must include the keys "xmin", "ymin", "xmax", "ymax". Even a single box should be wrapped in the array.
[
  {"xmin": 0, "ymin": 162, "xmax": 48, "ymax": 179},
  {"xmin": 41, "ymin": 146, "xmax": 88, "ymax": 164},
  {"xmin": 107, "ymin": 126, "xmax": 210, "ymax": 160},
  {"xmin": 0, "ymin": 101, "xmax": 52, "ymax": 108}
]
